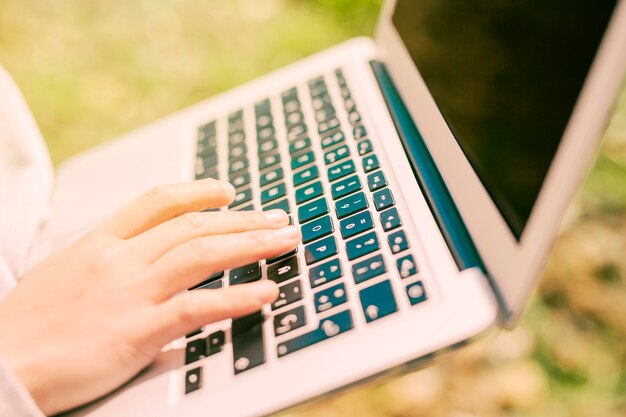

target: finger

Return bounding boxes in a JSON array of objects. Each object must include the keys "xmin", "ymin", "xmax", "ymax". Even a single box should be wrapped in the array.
[
  {"xmin": 142, "ymin": 281, "xmax": 278, "ymax": 347},
  {"xmin": 130, "ymin": 209, "xmax": 290, "ymax": 262},
  {"xmin": 144, "ymin": 226, "xmax": 301, "ymax": 299},
  {"xmin": 101, "ymin": 179, "xmax": 235, "ymax": 239}
]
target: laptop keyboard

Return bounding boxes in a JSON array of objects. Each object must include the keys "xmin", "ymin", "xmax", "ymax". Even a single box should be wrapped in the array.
[{"xmin": 184, "ymin": 68, "xmax": 428, "ymax": 394}]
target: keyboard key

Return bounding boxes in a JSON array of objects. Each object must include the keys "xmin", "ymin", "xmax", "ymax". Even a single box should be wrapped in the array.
[
  {"xmin": 207, "ymin": 330, "xmax": 225, "ymax": 356},
  {"xmin": 357, "ymin": 140, "xmax": 373, "ymax": 156},
  {"xmin": 231, "ymin": 172, "xmax": 251, "ymax": 189},
  {"xmin": 272, "ymin": 280, "xmax": 303, "ymax": 310},
  {"xmin": 258, "ymin": 137, "xmax": 278, "ymax": 154},
  {"xmin": 305, "ymin": 235, "xmax": 338, "ymax": 265},
  {"xmin": 335, "ymin": 191, "xmax": 368, "ymax": 219},
  {"xmin": 397, "ymin": 254, "xmax": 418, "ymax": 279},
  {"xmin": 277, "ymin": 310, "xmax": 353, "ymax": 358},
  {"xmin": 186, "ymin": 328, "xmax": 202, "ymax": 338},
  {"xmin": 293, "ymin": 166, "xmax": 319, "ymax": 187},
  {"xmin": 189, "ymin": 271, "xmax": 225, "ymax": 290},
  {"xmin": 260, "ymin": 167, "xmax": 284, "ymax": 187},
  {"xmin": 185, "ymin": 368, "xmax": 202, "ymax": 394},
  {"xmin": 291, "ymin": 151, "xmax": 315, "ymax": 171},
  {"xmin": 324, "ymin": 145, "xmax": 350, "ymax": 165},
  {"xmin": 185, "ymin": 338, "xmax": 206, "ymax": 365},
  {"xmin": 309, "ymin": 258, "xmax": 343, "ymax": 288},
  {"xmin": 259, "ymin": 152, "xmax": 281, "ymax": 170},
  {"xmin": 287, "ymin": 124, "xmax": 307, "ymax": 141},
  {"xmin": 327, "ymin": 160, "xmax": 355, "ymax": 182},
  {"xmin": 229, "ymin": 131, "xmax": 246, "ymax": 146},
  {"xmin": 256, "ymin": 113, "xmax": 273, "ymax": 129},
  {"xmin": 267, "ymin": 255, "xmax": 300, "ymax": 284},
  {"xmin": 314, "ymin": 283, "xmax": 348, "ymax": 313},
  {"xmin": 298, "ymin": 198, "xmax": 329, "ymax": 223},
  {"xmin": 359, "ymin": 280, "xmax": 398, "ymax": 323},
  {"xmin": 264, "ymin": 198, "xmax": 291, "ymax": 214},
  {"xmin": 352, "ymin": 254, "xmax": 387, "ymax": 284},
  {"xmin": 380, "ymin": 207, "xmax": 402, "ymax": 231},
  {"xmin": 331, "ymin": 175, "xmax": 362, "ymax": 200},
  {"xmin": 229, "ymin": 143, "xmax": 247, "ymax": 159},
  {"xmin": 229, "ymin": 262, "xmax": 261, "ymax": 285},
  {"xmin": 340, "ymin": 210, "xmax": 373, "ymax": 239},
  {"xmin": 311, "ymin": 94, "xmax": 332, "ymax": 111},
  {"xmin": 388, "ymin": 230, "xmax": 410, "ymax": 254},
  {"xmin": 274, "ymin": 305, "xmax": 306, "ymax": 336},
  {"xmin": 373, "ymin": 188, "xmax": 395, "ymax": 211},
  {"xmin": 295, "ymin": 181, "xmax": 324, "ymax": 205},
  {"xmin": 353, "ymin": 124, "xmax": 367, "ymax": 139},
  {"xmin": 267, "ymin": 247, "xmax": 298, "ymax": 264},
  {"xmin": 346, "ymin": 231, "xmax": 379, "ymax": 261},
  {"xmin": 320, "ymin": 130, "xmax": 345, "ymax": 149},
  {"xmin": 318, "ymin": 118, "xmax": 340, "ymax": 135},
  {"xmin": 285, "ymin": 111, "xmax": 305, "ymax": 127},
  {"xmin": 257, "ymin": 126, "xmax": 275, "ymax": 141},
  {"xmin": 406, "ymin": 281, "xmax": 428, "ymax": 305},
  {"xmin": 362, "ymin": 155, "xmax": 380, "ymax": 173},
  {"xmin": 301, "ymin": 215, "xmax": 334, "ymax": 244},
  {"xmin": 229, "ymin": 158, "xmax": 249, "ymax": 175},
  {"xmin": 196, "ymin": 280, "xmax": 223, "ymax": 290},
  {"xmin": 289, "ymin": 137, "xmax": 311, "ymax": 155},
  {"xmin": 232, "ymin": 312, "xmax": 265, "ymax": 374},
  {"xmin": 261, "ymin": 183, "xmax": 286, "ymax": 205},
  {"xmin": 367, "ymin": 171, "xmax": 388, "ymax": 192},
  {"xmin": 231, "ymin": 188, "xmax": 252, "ymax": 208}
]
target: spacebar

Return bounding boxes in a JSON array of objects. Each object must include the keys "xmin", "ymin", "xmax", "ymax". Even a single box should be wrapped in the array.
[{"xmin": 232, "ymin": 312, "xmax": 265, "ymax": 374}]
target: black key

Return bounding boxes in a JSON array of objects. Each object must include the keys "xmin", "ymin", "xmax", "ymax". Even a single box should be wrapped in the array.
[
  {"xmin": 254, "ymin": 98, "xmax": 271, "ymax": 113},
  {"xmin": 315, "ymin": 106, "xmax": 336, "ymax": 123},
  {"xmin": 352, "ymin": 254, "xmax": 386, "ymax": 284},
  {"xmin": 359, "ymin": 280, "xmax": 398, "ymax": 323},
  {"xmin": 373, "ymin": 188, "xmax": 395, "ymax": 211},
  {"xmin": 201, "ymin": 152, "xmax": 219, "ymax": 168},
  {"xmin": 388, "ymin": 230, "xmax": 410, "ymax": 254},
  {"xmin": 199, "ymin": 280, "xmax": 223, "ymax": 289},
  {"xmin": 274, "ymin": 305, "xmax": 307, "ymax": 336},
  {"xmin": 257, "ymin": 126, "xmax": 275, "ymax": 141},
  {"xmin": 346, "ymin": 231, "xmax": 379, "ymax": 261},
  {"xmin": 324, "ymin": 145, "xmax": 350, "ymax": 166},
  {"xmin": 397, "ymin": 254, "xmax": 418, "ymax": 279},
  {"xmin": 207, "ymin": 330, "xmax": 225, "ymax": 356},
  {"xmin": 232, "ymin": 312, "xmax": 265, "ymax": 374},
  {"xmin": 318, "ymin": 118, "xmax": 340, "ymax": 135},
  {"xmin": 200, "ymin": 120, "xmax": 217, "ymax": 136},
  {"xmin": 228, "ymin": 131, "xmax": 246, "ymax": 146},
  {"xmin": 327, "ymin": 160, "xmax": 355, "ymax": 182},
  {"xmin": 314, "ymin": 282, "xmax": 348, "ymax": 313},
  {"xmin": 196, "ymin": 167, "xmax": 219, "ymax": 181},
  {"xmin": 230, "ymin": 188, "xmax": 252, "ymax": 208},
  {"xmin": 367, "ymin": 171, "xmax": 388, "ymax": 192},
  {"xmin": 340, "ymin": 210, "xmax": 373, "ymax": 239},
  {"xmin": 256, "ymin": 113, "xmax": 273, "ymax": 129},
  {"xmin": 260, "ymin": 167, "xmax": 284, "ymax": 187},
  {"xmin": 289, "ymin": 137, "xmax": 311, "ymax": 155},
  {"xmin": 229, "ymin": 158, "xmax": 249, "ymax": 175},
  {"xmin": 406, "ymin": 281, "xmax": 428, "ymax": 305},
  {"xmin": 298, "ymin": 198, "xmax": 329, "ymax": 223},
  {"xmin": 381, "ymin": 207, "xmax": 402, "ymax": 231},
  {"xmin": 320, "ymin": 130, "xmax": 345, "ymax": 149},
  {"xmin": 348, "ymin": 110, "xmax": 362, "ymax": 125},
  {"xmin": 229, "ymin": 262, "xmax": 261, "ymax": 285},
  {"xmin": 185, "ymin": 338, "xmax": 206, "ymax": 365},
  {"xmin": 301, "ymin": 215, "xmax": 334, "ymax": 244},
  {"xmin": 231, "ymin": 172, "xmax": 251, "ymax": 189},
  {"xmin": 234, "ymin": 204, "xmax": 254, "ymax": 212},
  {"xmin": 295, "ymin": 181, "xmax": 323, "ymax": 205},
  {"xmin": 264, "ymin": 198, "xmax": 291, "ymax": 214},
  {"xmin": 353, "ymin": 124, "xmax": 367, "ymax": 140},
  {"xmin": 309, "ymin": 258, "xmax": 343, "ymax": 288},
  {"xmin": 259, "ymin": 152, "xmax": 281, "ymax": 170},
  {"xmin": 331, "ymin": 175, "xmax": 362, "ymax": 200},
  {"xmin": 272, "ymin": 280, "xmax": 303, "ymax": 310},
  {"xmin": 305, "ymin": 235, "xmax": 337, "ymax": 265},
  {"xmin": 229, "ymin": 143, "xmax": 247, "ymax": 159},
  {"xmin": 357, "ymin": 139, "xmax": 373, "ymax": 156},
  {"xmin": 283, "ymin": 99, "xmax": 301, "ymax": 114},
  {"xmin": 277, "ymin": 310, "xmax": 353, "ymax": 358},
  {"xmin": 287, "ymin": 124, "xmax": 307, "ymax": 141},
  {"xmin": 189, "ymin": 271, "xmax": 224, "ymax": 290},
  {"xmin": 362, "ymin": 154, "xmax": 380, "ymax": 173},
  {"xmin": 293, "ymin": 166, "xmax": 319, "ymax": 187},
  {"xmin": 258, "ymin": 137, "xmax": 278, "ymax": 154},
  {"xmin": 267, "ymin": 248, "xmax": 298, "ymax": 265},
  {"xmin": 291, "ymin": 151, "xmax": 315, "ymax": 171},
  {"xmin": 185, "ymin": 367, "xmax": 202, "ymax": 394},
  {"xmin": 311, "ymin": 94, "xmax": 332, "ymax": 111},
  {"xmin": 335, "ymin": 191, "xmax": 368, "ymax": 219},
  {"xmin": 186, "ymin": 327, "xmax": 202, "ymax": 338},
  {"xmin": 285, "ymin": 111, "xmax": 305, "ymax": 127},
  {"xmin": 281, "ymin": 87, "xmax": 298, "ymax": 101},
  {"xmin": 261, "ymin": 183, "xmax": 286, "ymax": 205},
  {"xmin": 267, "ymin": 255, "xmax": 300, "ymax": 284}
]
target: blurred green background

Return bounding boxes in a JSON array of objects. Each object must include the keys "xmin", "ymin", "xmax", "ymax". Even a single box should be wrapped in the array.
[{"xmin": 1, "ymin": 1, "xmax": 624, "ymax": 416}]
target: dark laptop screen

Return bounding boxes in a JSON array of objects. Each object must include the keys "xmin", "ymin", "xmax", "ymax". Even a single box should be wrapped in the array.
[{"xmin": 393, "ymin": 1, "xmax": 617, "ymax": 238}]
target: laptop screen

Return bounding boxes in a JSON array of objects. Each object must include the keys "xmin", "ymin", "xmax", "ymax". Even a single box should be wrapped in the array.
[{"xmin": 392, "ymin": 1, "xmax": 617, "ymax": 238}]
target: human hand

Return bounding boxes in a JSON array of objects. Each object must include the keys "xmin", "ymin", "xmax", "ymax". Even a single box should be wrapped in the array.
[{"xmin": 0, "ymin": 179, "xmax": 300, "ymax": 415}]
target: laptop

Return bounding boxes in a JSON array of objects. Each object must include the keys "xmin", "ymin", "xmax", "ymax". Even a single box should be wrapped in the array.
[{"xmin": 44, "ymin": 1, "xmax": 626, "ymax": 416}]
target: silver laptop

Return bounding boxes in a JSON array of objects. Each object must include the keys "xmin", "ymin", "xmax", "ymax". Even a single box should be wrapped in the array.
[{"xmin": 46, "ymin": 1, "xmax": 626, "ymax": 416}]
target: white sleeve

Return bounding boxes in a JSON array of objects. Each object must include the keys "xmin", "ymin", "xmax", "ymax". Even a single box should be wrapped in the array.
[{"xmin": 0, "ymin": 357, "xmax": 45, "ymax": 417}]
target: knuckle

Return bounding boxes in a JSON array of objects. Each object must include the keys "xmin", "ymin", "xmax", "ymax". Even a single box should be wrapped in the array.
[
  {"xmin": 175, "ymin": 298, "xmax": 198, "ymax": 327},
  {"xmin": 180, "ymin": 212, "xmax": 205, "ymax": 231},
  {"xmin": 240, "ymin": 211, "xmax": 264, "ymax": 230},
  {"xmin": 249, "ymin": 229, "xmax": 270, "ymax": 247},
  {"xmin": 189, "ymin": 237, "xmax": 214, "ymax": 261},
  {"xmin": 198, "ymin": 178, "xmax": 222, "ymax": 196},
  {"xmin": 145, "ymin": 184, "xmax": 174, "ymax": 207}
]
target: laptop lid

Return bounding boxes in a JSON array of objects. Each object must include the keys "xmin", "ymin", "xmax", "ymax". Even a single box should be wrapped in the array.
[{"xmin": 375, "ymin": 0, "xmax": 626, "ymax": 325}]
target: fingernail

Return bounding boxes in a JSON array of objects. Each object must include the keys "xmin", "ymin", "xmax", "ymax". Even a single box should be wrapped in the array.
[
  {"xmin": 264, "ymin": 209, "xmax": 288, "ymax": 224},
  {"xmin": 273, "ymin": 225, "xmax": 301, "ymax": 241}
]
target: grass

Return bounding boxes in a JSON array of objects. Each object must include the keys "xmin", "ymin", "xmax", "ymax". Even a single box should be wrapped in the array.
[{"xmin": 1, "ymin": 1, "xmax": 624, "ymax": 416}]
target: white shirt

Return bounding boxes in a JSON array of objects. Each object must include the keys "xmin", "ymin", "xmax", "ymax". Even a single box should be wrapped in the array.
[{"xmin": 0, "ymin": 65, "xmax": 53, "ymax": 417}]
